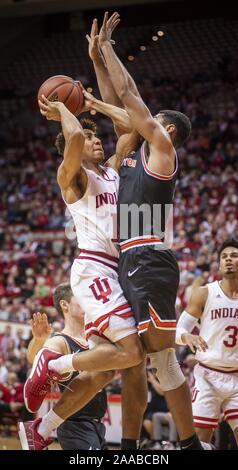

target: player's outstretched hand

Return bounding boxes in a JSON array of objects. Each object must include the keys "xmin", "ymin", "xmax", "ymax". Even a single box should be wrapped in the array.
[
  {"xmin": 86, "ymin": 18, "xmax": 101, "ymax": 63},
  {"xmin": 98, "ymin": 11, "xmax": 120, "ymax": 48},
  {"xmin": 181, "ymin": 333, "xmax": 208, "ymax": 353},
  {"xmin": 30, "ymin": 312, "xmax": 52, "ymax": 340},
  {"xmin": 38, "ymin": 94, "xmax": 63, "ymax": 121}
]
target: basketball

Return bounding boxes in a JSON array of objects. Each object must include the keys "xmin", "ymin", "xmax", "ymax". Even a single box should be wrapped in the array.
[{"xmin": 37, "ymin": 75, "xmax": 84, "ymax": 115}]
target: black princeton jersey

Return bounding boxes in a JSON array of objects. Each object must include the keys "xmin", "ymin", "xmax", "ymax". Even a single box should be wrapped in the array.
[
  {"xmin": 118, "ymin": 141, "xmax": 177, "ymax": 244},
  {"xmin": 56, "ymin": 334, "xmax": 107, "ymax": 421}
]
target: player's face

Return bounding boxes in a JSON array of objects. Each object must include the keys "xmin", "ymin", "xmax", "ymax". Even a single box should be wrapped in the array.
[
  {"xmin": 219, "ymin": 247, "xmax": 238, "ymax": 277},
  {"xmin": 82, "ymin": 129, "xmax": 104, "ymax": 164}
]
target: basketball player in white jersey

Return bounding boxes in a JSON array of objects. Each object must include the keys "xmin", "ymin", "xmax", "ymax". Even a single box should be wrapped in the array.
[
  {"xmin": 22, "ymin": 31, "xmax": 148, "ymax": 447},
  {"xmin": 176, "ymin": 239, "xmax": 238, "ymax": 446}
]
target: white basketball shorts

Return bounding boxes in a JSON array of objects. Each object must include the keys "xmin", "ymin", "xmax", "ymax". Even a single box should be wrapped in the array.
[
  {"xmin": 192, "ymin": 363, "xmax": 238, "ymax": 431},
  {"xmin": 70, "ymin": 250, "xmax": 137, "ymax": 348}
]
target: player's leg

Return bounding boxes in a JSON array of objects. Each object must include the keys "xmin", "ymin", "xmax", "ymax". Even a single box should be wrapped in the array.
[
  {"xmin": 19, "ymin": 370, "xmax": 113, "ymax": 448},
  {"xmin": 120, "ymin": 360, "xmax": 147, "ymax": 449},
  {"xmin": 142, "ymin": 325, "xmax": 196, "ymax": 442},
  {"xmin": 192, "ymin": 364, "xmax": 221, "ymax": 444},
  {"xmin": 195, "ymin": 427, "xmax": 214, "ymax": 443},
  {"xmin": 49, "ymin": 264, "xmax": 145, "ymax": 375},
  {"xmin": 59, "ymin": 332, "xmax": 144, "ymax": 373},
  {"xmin": 53, "ymin": 370, "xmax": 114, "ymax": 423},
  {"xmin": 223, "ymin": 386, "xmax": 238, "ymax": 446}
]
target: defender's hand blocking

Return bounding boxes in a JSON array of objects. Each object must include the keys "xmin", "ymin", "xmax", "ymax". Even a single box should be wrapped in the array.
[
  {"xmin": 181, "ymin": 333, "xmax": 208, "ymax": 353},
  {"xmin": 30, "ymin": 312, "xmax": 52, "ymax": 340},
  {"xmin": 86, "ymin": 18, "xmax": 101, "ymax": 63},
  {"xmin": 98, "ymin": 11, "xmax": 120, "ymax": 48},
  {"xmin": 38, "ymin": 94, "xmax": 63, "ymax": 121}
]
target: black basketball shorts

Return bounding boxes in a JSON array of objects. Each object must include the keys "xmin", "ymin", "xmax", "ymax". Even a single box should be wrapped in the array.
[
  {"xmin": 57, "ymin": 418, "xmax": 107, "ymax": 450},
  {"xmin": 119, "ymin": 245, "xmax": 180, "ymax": 334}
]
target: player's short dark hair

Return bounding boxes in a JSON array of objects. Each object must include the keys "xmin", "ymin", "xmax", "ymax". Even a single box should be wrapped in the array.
[
  {"xmin": 53, "ymin": 283, "xmax": 73, "ymax": 317},
  {"xmin": 55, "ymin": 118, "xmax": 97, "ymax": 156},
  {"xmin": 158, "ymin": 110, "xmax": 191, "ymax": 148},
  {"xmin": 218, "ymin": 238, "xmax": 238, "ymax": 261}
]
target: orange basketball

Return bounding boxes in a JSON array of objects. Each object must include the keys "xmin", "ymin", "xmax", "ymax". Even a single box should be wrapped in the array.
[{"xmin": 37, "ymin": 75, "xmax": 84, "ymax": 115}]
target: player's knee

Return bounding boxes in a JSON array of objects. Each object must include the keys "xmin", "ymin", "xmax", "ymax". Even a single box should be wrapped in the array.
[{"xmin": 149, "ymin": 348, "xmax": 185, "ymax": 391}]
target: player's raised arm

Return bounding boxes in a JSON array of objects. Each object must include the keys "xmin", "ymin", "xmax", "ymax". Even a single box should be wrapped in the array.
[
  {"xmin": 176, "ymin": 287, "xmax": 209, "ymax": 353},
  {"xmin": 98, "ymin": 13, "xmax": 172, "ymax": 147},
  {"xmin": 87, "ymin": 14, "xmax": 140, "ymax": 138},
  {"xmin": 39, "ymin": 95, "xmax": 86, "ymax": 190},
  {"xmin": 86, "ymin": 16, "xmax": 123, "ymax": 110}
]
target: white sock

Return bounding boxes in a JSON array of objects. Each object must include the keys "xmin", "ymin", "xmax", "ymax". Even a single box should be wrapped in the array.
[
  {"xmin": 48, "ymin": 353, "xmax": 75, "ymax": 374},
  {"xmin": 38, "ymin": 409, "xmax": 64, "ymax": 440}
]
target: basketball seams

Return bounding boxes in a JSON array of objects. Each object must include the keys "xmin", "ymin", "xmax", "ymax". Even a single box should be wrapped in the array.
[
  {"xmin": 38, "ymin": 80, "xmax": 73, "ymax": 100},
  {"xmin": 64, "ymin": 82, "xmax": 77, "ymax": 112},
  {"xmin": 63, "ymin": 81, "xmax": 75, "ymax": 105}
]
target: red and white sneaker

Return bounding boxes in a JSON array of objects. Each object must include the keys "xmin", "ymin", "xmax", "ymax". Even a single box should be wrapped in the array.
[
  {"xmin": 18, "ymin": 418, "xmax": 53, "ymax": 450},
  {"xmin": 24, "ymin": 348, "xmax": 63, "ymax": 413}
]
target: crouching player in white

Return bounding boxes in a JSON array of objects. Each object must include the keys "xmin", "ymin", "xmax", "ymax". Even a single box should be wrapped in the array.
[{"xmin": 176, "ymin": 239, "xmax": 238, "ymax": 446}]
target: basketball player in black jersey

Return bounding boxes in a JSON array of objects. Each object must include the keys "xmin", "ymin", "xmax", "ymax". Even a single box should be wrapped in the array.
[
  {"xmin": 19, "ymin": 283, "xmax": 113, "ymax": 450},
  {"xmin": 96, "ymin": 12, "xmax": 204, "ymax": 451}
]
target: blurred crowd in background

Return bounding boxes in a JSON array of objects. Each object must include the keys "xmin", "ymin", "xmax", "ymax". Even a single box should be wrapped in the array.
[{"xmin": 0, "ymin": 16, "xmax": 237, "ymax": 448}]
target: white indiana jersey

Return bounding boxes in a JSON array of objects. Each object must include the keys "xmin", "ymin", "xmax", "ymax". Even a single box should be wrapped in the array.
[
  {"xmin": 196, "ymin": 281, "xmax": 238, "ymax": 370},
  {"xmin": 64, "ymin": 166, "xmax": 119, "ymax": 258}
]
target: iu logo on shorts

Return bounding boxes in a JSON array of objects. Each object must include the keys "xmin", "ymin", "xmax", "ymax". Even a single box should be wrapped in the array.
[{"xmin": 89, "ymin": 277, "xmax": 112, "ymax": 304}]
